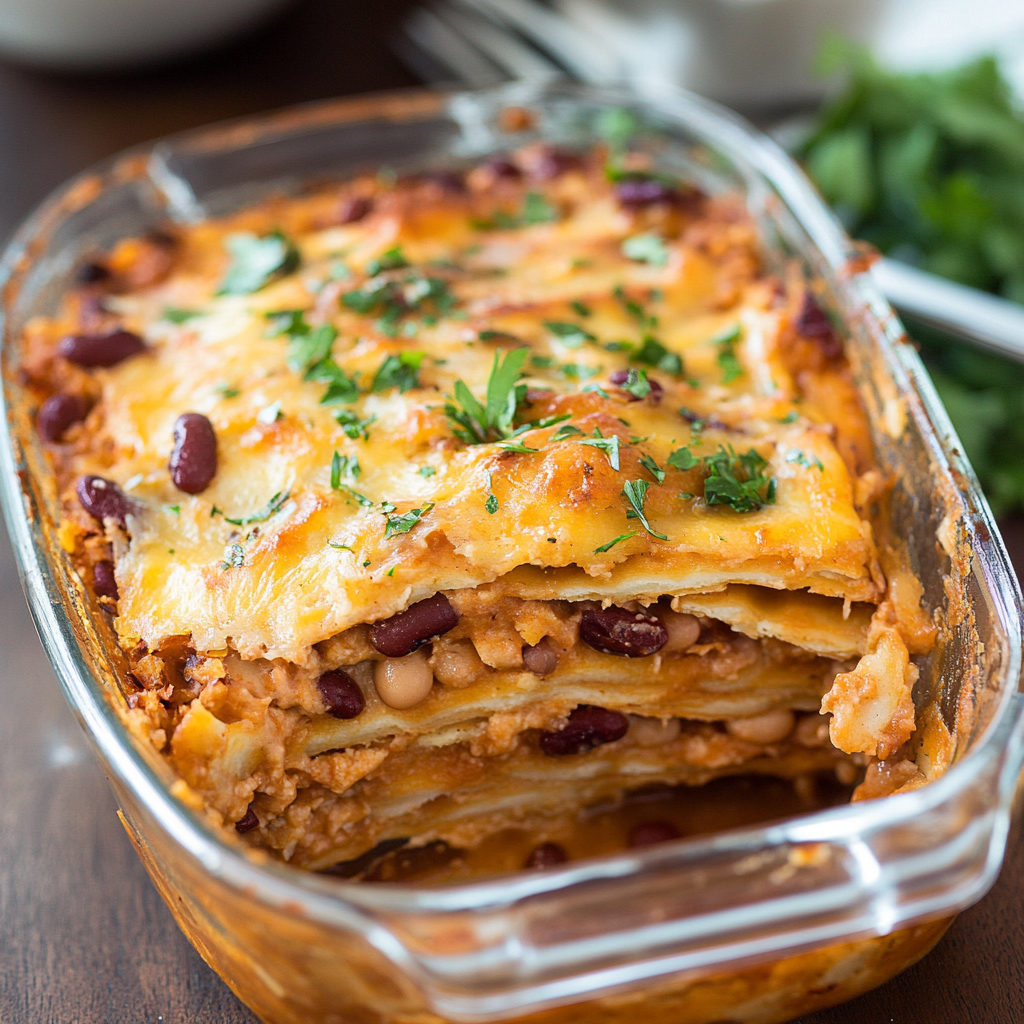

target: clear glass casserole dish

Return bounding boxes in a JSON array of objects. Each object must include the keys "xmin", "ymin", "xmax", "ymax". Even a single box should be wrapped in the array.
[{"xmin": 1, "ymin": 81, "xmax": 1022, "ymax": 1024}]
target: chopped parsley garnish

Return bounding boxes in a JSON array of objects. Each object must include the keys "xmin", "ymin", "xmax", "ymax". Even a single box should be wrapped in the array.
[
  {"xmin": 418, "ymin": 465, "xmax": 436, "ymax": 478},
  {"xmin": 622, "ymin": 479, "xmax": 668, "ymax": 540},
  {"xmin": 333, "ymin": 409, "xmax": 375, "ymax": 441},
  {"xmin": 530, "ymin": 354, "xmax": 554, "ymax": 369},
  {"xmin": 337, "ymin": 484, "xmax": 374, "ymax": 508},
  {"xmin": 313, "ymin": 361, "xmax": 360, "ymax": 406},
  {"xmin": 545, "ymin": 320, "xmax": 597, "ymax": 349},
  {"xmin": 618, "ymin": 367, "xmax": 651, "ymax": 399},
  {"xmin": 479, "ymin": 329, "xmax": 522, "ymax": 344},
  {"xmin": 372, "ymin": 351, "xmax": 424, "ymax": 393},
  {"xmin": 614, "ymin": 285, "xmax": 657, "ymax": 329},
  {"xmin": 224, "ymin": 491, "xmax": 290, "ymax": 526},
  {"xmin": 559, "ymin": 363, "xmax": 601, "ymax": 381},
  {"xmin": 445, "ymin": 347, "xmax": 528, "ymax": 444},
  {"xmin": 384, "ymin": 502, "xmax": 434, "ymax": 539},
  {"xmin": 712, "ymin": 324, "xmax": 744, "ymax": 384},
  {"xmin": 581, "ymin": 382, "xmax": 610, "ymax": 398},
  {"xmin": 551, "ymin": 423, "xmax": 584, "ymax": 441},
  {"xmin": 594, "ymin": 531, "xmax": 636, "ymax": 553},
  {"xmin": 215, "ymin": 382, "xmax": 241, "ymax": 399},
  {"xmin": 622, "ymin": 233, "xmax": 670, "ymax": 267},
  {"xmin": 786, "ymin": 449, "xmax": 824, "ymax": 471},
  {"xmin": 330, "ymin": 452, "xmax": 360, "ymax": 489},
  {"xmin": 166, "ymin": 504, "xmax": 181, "ymax": 515},
  {"xmin": 264, "ymin": 309, "xmax": 308, "ymax": 337},
  {"xmin": 570, "ymin": 300, "xmax": 592, "ymax": 318},
  {"xmin": 639, "ymin": 453, "xmax": 666, "ymax": 483},
  {"xmin": 475, "ymin": 191, "xmax": 558, "ymax": 230},
  {"xmin": 287, "ymin": 324, "xmax": 337, "ymax": 376},
  {"xmin": 485, "ymin": 493, "xmax": 499, "ymax": 514},
  {"xmin": 342, "ymin": 268, "xmax": 455, "ymax": 337},
  {"xmin": 703, "ymin": 446, "xmax": 776, "ymax": 512},
  {"xmin": 329, "ymin": 541, "xmax": 353, "ymax": 550},
  {"xmin": 220, "ymin": 544, "xmax": 245, "ymax": 570},
  {"xmin": 164, "ymin": 307, "xmax": 201, "ymax": 323},
  {"xmin": 256, "ymin": 401, "xmax": 282, "ymax": 424},
  {"xmin": 498, "ymin": 439, "xmax": 540, "ymax": 453},
  {"xmin": 779, "ymin": 411, "xmax": 799, "ymax": 424},
  {"xmin": 578, "ymin": 429, "xmax": 621, "ymax": 470},
  {"xmin": 218, "ymin": 231, "xmax": 300, "ymax": 296},
  {"xmin": 365, "ymin": 246, "xmax": 409, "ymax": 276},
  {"xmin": 633, "ymin": 336, "xmax": 683, "ymax": 375},
  {"xmin": 667, "ymin": 446, "xmax": 699, "ymax": 470}
]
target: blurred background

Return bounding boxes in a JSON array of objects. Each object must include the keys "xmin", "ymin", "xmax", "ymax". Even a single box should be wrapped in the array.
[{"xmin": 0, "ymin": 1, "xmax": 1022, "ymax": 1021}]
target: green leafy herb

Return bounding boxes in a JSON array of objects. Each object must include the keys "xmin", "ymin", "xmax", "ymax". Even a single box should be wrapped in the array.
[
  {"xmin": 779, "ymin": 411, "xmax": 799, "ymax": 424},
  {"xmin": 288, "ymin": 324, "xmax": 338, "ymax": 376},
  {"xmin": 164, "ymin": 307, "xmax": 201, "ymax": 323},
  {"xmin": 498, "ymin": 440, "xmax": 540, "ymax": 453},
  {"xmin": 622, "ymin": 233, "xmax": 670, "ymax": 267},
  {"xmin": 333, "ymin": 409, "xmax": 375, "ymax": 441},
  {"xmin": 613, "ymin": 285, "xmax": 656, "ymax": 329},
  {"xmin": 485, "ymin": 493, "xmax": 499, "ymax": 514},
  {"xmin": 522, "ymin": 191, "xmax": 558, "ymax": 225},
  {"xmin": 786, "ymin": 448, "xmax": 825, "ymax": 471},
  {"xmin": 384, "ymin": 502, "xmax": 434, "ymax": 539},
  {"xmin": 570, "ymin": 300, "xmax": 592, "ymax": 318},
  {"xmin": 218, "ymin": 231, "xmax": 299, "ymax": 295},
  {"xmin": 545, "ymin": 320, "xmax": 597, "ymax": 349},
  {"xmin": 633, "ymin": 336, "xmax": 683, "ymax": 375},
  {"xmin": 372, "ymin": 351, "xmax": 424, "ymax": 393},
  {"xmin": 166, "ymin": 504, "xmax": 181, "ymax": 515},
  {"xmin": 618, "ymin": 367, "xmax": 651, "ymax": 399},
  {"xmin": 220, "ymin": 544, "xmax": 245, "ymax": 570},
  {"xmin": 214, "ymin": 382, "xmax": 240, "ymax": 399},
  {"xmin": 256, "ymin": 401, "xmax": 282, "ymax": 424},
  {"xmin": 342, "ymin": 272, "xmax": 455, "ymax": 336},
  {"xmin": 621, "ymin": 479, "xmax": 668, "ymax": 540},
  {"xmin": 479, "ymin": 329, "xmax": 522, "ymax": 344},
  {"xmin": 418, "ymin": 465, "xmax": 436, "ymax": 478},
  {"xmin": 445, "ymin": 347, "xmax": 529, "ymax": 444},
  {"xmin": 530, "ymin": 354, "xmax": 554, "ymax": 369},
  {"xmin": 224, "ymin": 490, "xmax": 290, "ymax": 526},
  {"xmin": 581, "ymin": 383, "xmax": 610, "ymax": 398},
  {"xmin": 559, "ymin": 363, "xmax": 601, "ymax": 381},
  {"xmin": 667, "ymin": 446, "xmax": 699, "ymax": 471},
  {"xmin": 329, "ymin": 541, "xmax": 352, "ymax": 551},
  {"xmin": 703, "ymin": 446, "xmax": 776, "ymax": 512},
  {"xmin": 312, "ymin": 360, "xmax": 360, "ymax": 406},
  {"xmin": 330, "ymin": 452, "xmax": 361, "ymax": 489},
  {"xmin": 711, "ymin": 324, "xmax": 744, "ymax": 383},
  {"xmin": 336, "ymin": 484, "xmax": 374, "ymax": 508},
  {"xmin": 594, "ymin": 531, "xmax": 636, "ymax": 553},
  {"xmin": 578, "ymin": 429, "xmax": 621, "ymax": 470},
  {"xmin": 551, "ymin": 423, "xmax": 584, "ymax": 441},
  {"xmin": 639, "ymin": 453, "xmax": 665, "ymax": 484},
  {"xmin": 365, "ymin": 246, "xmax": 409, "ymax": 276},
  {"xmin": 596, "ymin": 107, "xmax": 639, "ymax": 155}
]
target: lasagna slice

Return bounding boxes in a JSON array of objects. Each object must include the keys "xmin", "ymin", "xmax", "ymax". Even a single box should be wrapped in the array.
[{"xmin": 24, "ymin": 142, "xmax": 935, "ymax": 872}]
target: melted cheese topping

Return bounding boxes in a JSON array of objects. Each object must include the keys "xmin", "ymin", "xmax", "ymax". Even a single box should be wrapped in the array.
[{"xmin": 52, "ymin": 162, "xmax": 879, "ymax": 661}]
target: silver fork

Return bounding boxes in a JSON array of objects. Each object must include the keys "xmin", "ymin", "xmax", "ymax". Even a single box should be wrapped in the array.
[{"xmin": 397, "ymin": 0, "xmax": 1024, "ymax": 362}]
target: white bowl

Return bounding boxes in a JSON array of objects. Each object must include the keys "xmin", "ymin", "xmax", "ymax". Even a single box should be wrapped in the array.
[{"xmin": 0, "ymin": 0, "xmax": 293, "ymax": 71}]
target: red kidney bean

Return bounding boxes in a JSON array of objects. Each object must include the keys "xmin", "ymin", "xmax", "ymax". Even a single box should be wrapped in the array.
[
  {"xmin": 317, "ymin": 669, "xmax": 365, "ymax": 719},
  {"xmin": 235, "ymin": 804, "xmax": 259, "ymax": 833},
  {"xmin": 58, "ymin": 329, "xmax": 145, "ymax": 368},
  {"xmin": 614, "ymin": 177, "xmax": 682, "ymax": 207},
  {"xmin": 338, "ymin": 195, "xmax": 373, "ymax": 224},
  {"xmin": 77, "ymin": 261, "xmax": 112, "ymax": 285},
  {"xmin": 539, "ymin": 705, "xmax": 629, "ymax": 756},
  {"xmin": 579, "ymin": 607, "xmax": 668, "ymax": 657},
  {"xmin": 422, "ymin": 169, "xmax": 466, "ymax": 193},
  {"xmin": 92, "ymin": 560, "xmax": 118, "ymax": 601},
  {"xmin": 525, "ymin": 842, "xmax": 568, "ymax": 869},
  {"xmin": 609, "ymin": 369, "xmax": 663, "ymax": 402},
  {"xmin": 522, "ymin": 641, "xmax": 559, "ymax": 676},
  {"xmin": 37, "ymin": 393, "xmax": 89, "ymax": 443},
  {"xmin": 795, "ymin": 292, "xmax": 843, "ymax": 359},
  {"xmin": 168, "ymin": 413, "xmax": 218, "ymax": 494},
  {"xmin": 76, "ymin": 475, "xmax": 135, "ymax": 527},
  {"xmin": 628, "ymin": 820, "xmax": 680, "ymax": 848},
  {"xmin": 483, "ymin": 157, "xmax": 520, "ymax": 179},
  {"xmin": 370, "ymin": 594, "xmax": 459, "ymax": 657},
  {"xmin": 528, "ymin": 145, "xmax": 580, "ymax": 180}
]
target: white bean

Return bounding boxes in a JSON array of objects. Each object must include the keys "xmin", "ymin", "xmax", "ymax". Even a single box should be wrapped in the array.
[
  {"xmin": 726, "ymin": 709, "xmax": 795, "ymax": 744},
  {"xmin": 374, "ymin": 649, "xmax": 434, "ymax": 709},
  {"xmin": 628, "ymin": 715, "xmax": 682, "ymax": 747},
  {"xmin": 659, "ymin": 611, "xmax": 701, "ymax": 652}
]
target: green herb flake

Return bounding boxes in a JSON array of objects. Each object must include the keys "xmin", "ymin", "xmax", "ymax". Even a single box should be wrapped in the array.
[
  {"xmin": 639, "ymin": 453, "xmax": 666, "ymax": 484},
  {"xmin": 779, "ymin": 411, "xmax": 799, "ymax": 424},
  {"xmin": 667, "ymin": 446, "xmax": 699, "ymax": 471},
  {"xmin": 578, "ymin": 429, "xmax": 621, "ymax": 471},
  {"xmin": 166, "ymin": 504, "xmax": 181, "ymax": 515},
  {"xmin": 498, "ymin": 440, "xmax": 540, "ymax": 453},
  {"xmin": 560, "ymin": 363, "xmax": 601, "ymax": 381},
  {"xmin": 218, "ymin": 231, "xmax": 300, "ymax": 296},
  {"xmin": 551, "ymin": 424, "xmax": 584, "ymax": 441},
  {"xmin": 220, "ymin": 543, "xmax": 245, "ymax": 570},
  {"xmin": 545, "ymin": 320, "xmax": 597, "ymax": 349},
  {"xmin": 634, "ymin": 336, "xmax": 683, "ymax": 375},
  {"xmin": 418, "ymin": 465, "xmax": 437, "ymax": 478},
  {"xmin": 164, "ymin": 307, "xmax": 201, "ymax": 324},
  {"xmin": 215, "ymin": 382, "xmax": 241, "ymax": 399},
  {"xmin": 224, "ymin": 491, "xmax": 290, "ymax": 526},
  {"xmin": 621, "ymin": 479, "xmax": 668, "ymax": 540},
  {"xmin": 570, "ymin": 300, "xmax": 592, "ymax": 318},
  {"xmin": 333, "ymin": 409, "xmax": 375, "ymax": 441},
  {"xmin": 622, "ymin": 233, "xmax": 670, "ymax": 267},
  {"xmin": 372, "ymin": 351, "xmax": 425, "ymax": 393},
  {"xmin": 594, "ymin": 531, "xmax": 636, "ymax": 554},
  {"xmin": 384, "ymin": 502, "xmax": 434, "ymax": 539},
  {"xmin": 712, "ymin": 324, "xmax": 745, "ymax": 384},
  {"xmin": 330, "ymin": 451, "xmax": 360, "ymax": 489},
  {"xmin": 786, "ymin": 448, "xmax": 825, "ymax": 471},
  {"xmin": 329, "ymin": 541, "xmax": 353, "ymax": 551},
  {"xmin": 522, "ymin": 191, "xmax": 558, "ymax": 225},
  {"xmin": 386, "ymin": 566, "xmax": 396, "ymax": 577},
  {"xmin": 365, "ymin": 246, "xmax": 409, "ymax": 276},
  {"xmin": 703, "ymin": 446, "xmax": 776, "ymax": 512},
  {"xmin": 337, "ymin": 484, "xmax": 374, "ymax": 509},
  {"xmin": 581, "ymin": 383, "xmax": 610, "ymax": 398},
  {"xmin": 618, "ymin": 367, "xmax": 651, "ymax": 399},
  {"xmin": 256, "ymin": 401, "xmax": 283, "ymax": 424},
  {"xmin": 288, "ymin": 324, "xmax": 337, "ymax": 375},
  {"xmin": 485, "ymin": 493, "xmax": 499, "ymax": 515},
  {"xmin": 445, "ymin": 347, "xmax": 529, "ymax": 445}
]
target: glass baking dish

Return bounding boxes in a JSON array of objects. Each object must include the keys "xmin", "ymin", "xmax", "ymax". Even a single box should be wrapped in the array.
[{"xmin": 2, "ymin": 81, "xmax": 1023, "ymax": 1024}]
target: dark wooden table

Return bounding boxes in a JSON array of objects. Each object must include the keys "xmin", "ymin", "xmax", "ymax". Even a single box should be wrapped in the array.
[{"xmin": 1, "ymin": 4, "xmax": 1021, "ymax": 1019}]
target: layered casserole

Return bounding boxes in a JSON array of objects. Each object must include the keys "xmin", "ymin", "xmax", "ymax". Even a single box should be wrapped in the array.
[{"xmin": 20, "ymin": 141, "xmax": 944, "ymax": 873}]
